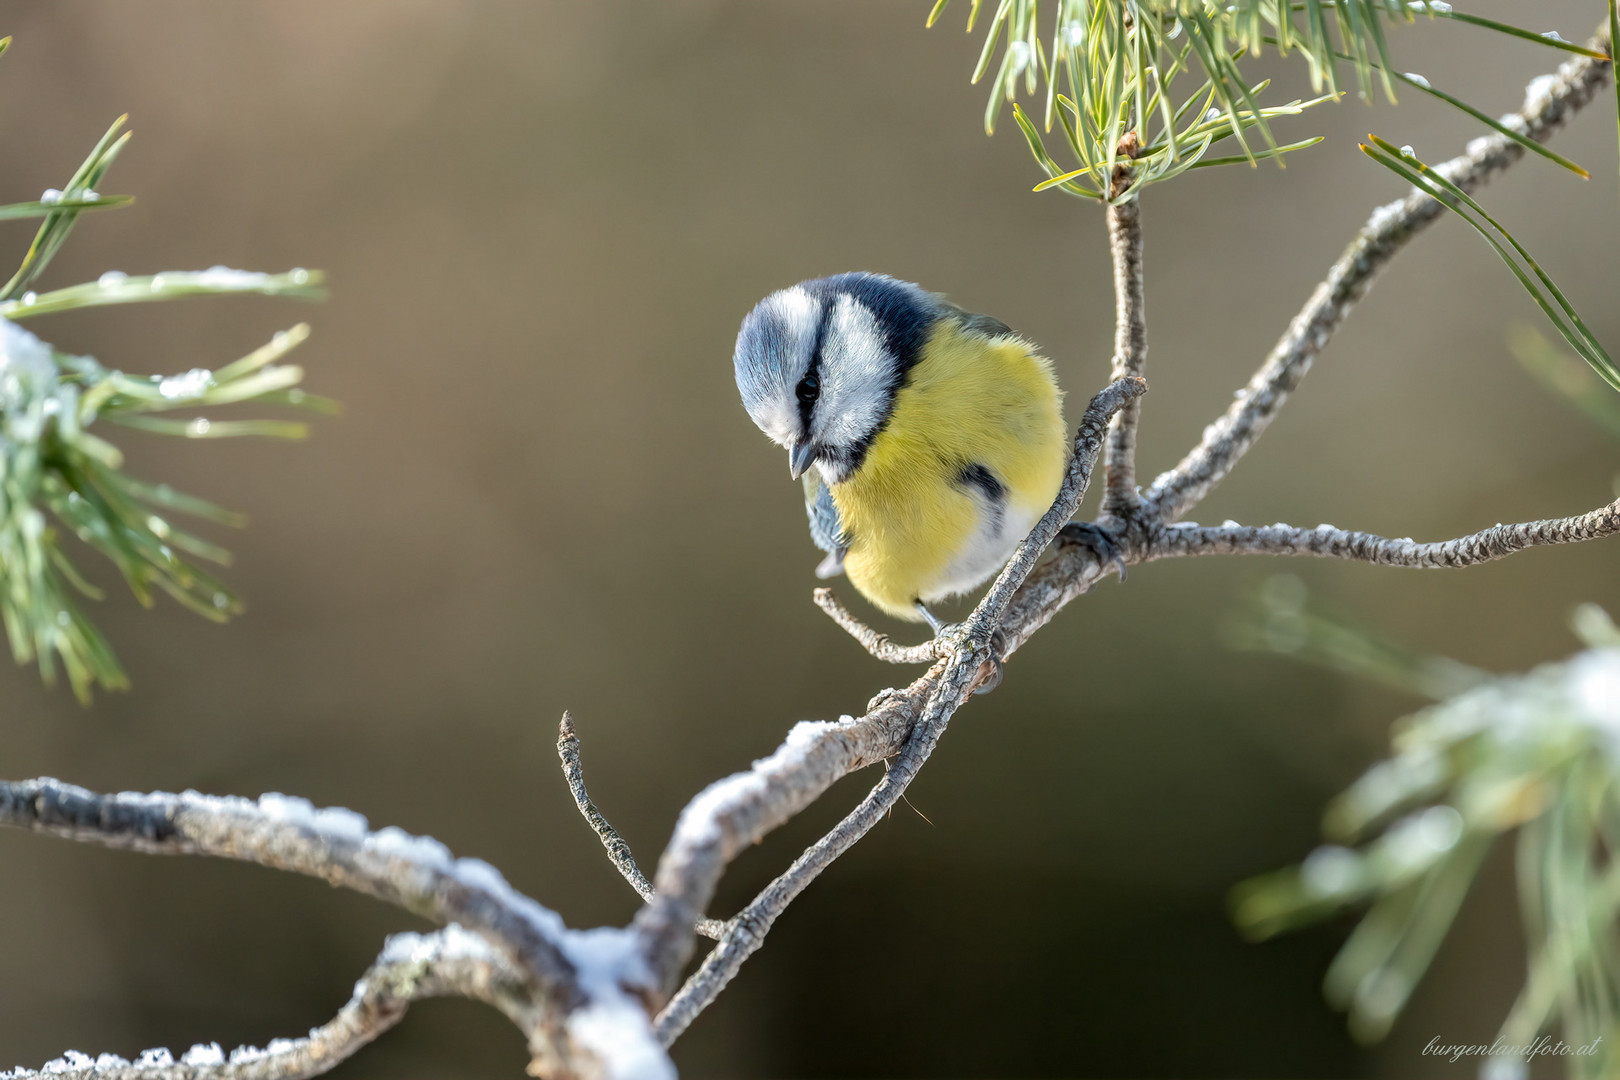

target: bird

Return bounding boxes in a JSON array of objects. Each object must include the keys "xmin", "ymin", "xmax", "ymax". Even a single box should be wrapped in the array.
[{"xmin": 733, "ymin": 271, "xmax": 1079, "ymax": 647}]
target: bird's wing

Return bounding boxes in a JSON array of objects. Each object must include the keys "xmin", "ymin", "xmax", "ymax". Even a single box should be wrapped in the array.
[
  {"xmin": 802, "ymin": 471, "xmax": 849, "ymax": 579},
  {"xmin": 935, "ymin": 296, "xmax": 1016, "ymax": 340}
]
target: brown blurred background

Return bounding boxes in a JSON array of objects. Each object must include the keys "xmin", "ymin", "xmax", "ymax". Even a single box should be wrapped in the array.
[{"xmin": 0, "ymin": 2, "xmax": 1616, "ymax": 1076}]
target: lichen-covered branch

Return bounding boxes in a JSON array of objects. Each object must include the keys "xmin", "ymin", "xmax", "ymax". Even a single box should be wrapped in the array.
[
  {"xmin": 812, "ymin": 589, "xmax": 940, "ymax": 663},
  {"xmin": 1142, "ymin": 502, "xmax": 1620, "ymax": 568},
  {"xmin": 0, "ymin": 927, "xmax": 539, "ymax": 1080},
  {"xmin": 0, "ymin": 779, "xmax": 574, "ymax": 997},
  {"xmin": 1144, "ymin": 23, "xmax": 1614, "ymax": 525},
  {"xmin": 1101, "ymin": 197, "xmax": 1148, "ymax": 519},
  {"xmin": 0, "ymin": 779, "xmax": 671, "ymax": 1080}
]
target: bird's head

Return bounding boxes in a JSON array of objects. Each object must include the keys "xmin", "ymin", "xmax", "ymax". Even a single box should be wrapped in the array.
[{"xmin": 733, "ymin": 272, "xmax": 933, "ymax": 485}]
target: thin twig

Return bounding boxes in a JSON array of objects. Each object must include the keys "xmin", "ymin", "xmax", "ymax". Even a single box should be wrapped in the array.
[
  {"xmin": 1144, "ymin": 25, "xmax": 1614, "ymax": 525},
  {"xmin": 637, "ymin": 378, "xmax": 1145, "ymax": 1009},
  {"xmin": 812, "ymin": 589, "xmax": 940, "ymax": 663},
  {"xmin": 1101, "ymin": 197, "xmax": 1148, "ymax": 519},
  {"xmin": 558, "ymin": 713, "xmax": 726, "ymax": 940},
  {"xmin": 1143, "ymin": 503, "xmax": 1620, "ymax": 568},
  {"xmin": 0, "ymin": 927, "xmax": 539, "ymax": 1080}
]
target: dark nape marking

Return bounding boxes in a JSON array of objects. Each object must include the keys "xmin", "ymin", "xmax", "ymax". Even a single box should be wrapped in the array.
[
  {"xmin": 958, "ymin": 462, "xmax": 1007, "ymax": 538},
  {"xmin": 957, "ymin": 463, "xmax": 1007, "ymax": 503}
]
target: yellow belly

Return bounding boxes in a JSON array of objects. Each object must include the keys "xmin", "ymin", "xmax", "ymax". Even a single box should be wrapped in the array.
[{"xmin": 832, "ymin": 320, "xmax": 1067, "ymax": 621}]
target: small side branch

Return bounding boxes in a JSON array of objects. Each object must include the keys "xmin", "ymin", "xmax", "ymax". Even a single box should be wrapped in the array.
[
  {"xmin": 557, "ymin": 714, "xmax": 726, "ymax": 940},
  {"xmin": 0, "ymin": 926, "xmax": 542, "ymax": 1080},
  {"xmin": 1144, "ymin": 27, "xmax": 1614, "ymax": 525},
  {"xmin": 1144, "ymin": 501, "xmax": 1620, "ymax": 568},
  {"xmin": 812, "ymin": 589, "xmax": 940, "ymax": 663},
  {"xmin": 1101, "ymin": 197, "xmax": 1148, "ymax": 519}
]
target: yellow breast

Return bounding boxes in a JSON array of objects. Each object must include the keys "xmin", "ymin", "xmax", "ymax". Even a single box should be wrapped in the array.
[{"xmin": 832, "ymin": 319, "xmax": 1067, "ymax": 621}]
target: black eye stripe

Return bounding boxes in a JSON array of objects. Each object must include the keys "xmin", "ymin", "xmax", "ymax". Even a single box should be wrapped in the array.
[{"xmin": 795, "ymin": 297, "xmax": 835, "ymax": 429}]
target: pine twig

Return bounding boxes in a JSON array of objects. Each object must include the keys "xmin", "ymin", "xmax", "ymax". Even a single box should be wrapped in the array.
[{"xmin": 1144, "ymin": 504, "xmax": 1620, "ymax": 568}]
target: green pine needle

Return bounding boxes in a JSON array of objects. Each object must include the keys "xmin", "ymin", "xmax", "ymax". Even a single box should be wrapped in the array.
[
  {"xmin": 931, "ymin": 0, "xmax": 1606, "ymax": 202},
  {"xmin": 1361, "ymin": 135, "xmax": 1620, "ymax": 393},
  {"xmin": 0, "ymin": 101, "xmax": 330, "ymax": 702}
]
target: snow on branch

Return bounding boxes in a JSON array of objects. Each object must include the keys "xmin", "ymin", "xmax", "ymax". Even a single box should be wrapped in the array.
[
  {"xmin": 0, "ymin": 926, "xmax": 537, "ymax": 1080},
  {"xmin": 0, "ymin": 780, "xmax": 668, "ymax": 1080}
]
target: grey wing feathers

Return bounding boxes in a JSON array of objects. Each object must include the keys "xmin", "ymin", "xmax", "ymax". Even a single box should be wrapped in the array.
[
  {"xmin": 802, "ymin": 471, "xmax": 848, "ymax": 579},
  {"xmin": 935, "ymin": 296, "xmax": 1015, "ymax": 340}
]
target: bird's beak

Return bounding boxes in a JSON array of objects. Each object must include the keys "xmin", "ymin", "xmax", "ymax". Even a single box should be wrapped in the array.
[{"xmin": 788, "ymin": 442, "xmax": 816, "ymax": 480}]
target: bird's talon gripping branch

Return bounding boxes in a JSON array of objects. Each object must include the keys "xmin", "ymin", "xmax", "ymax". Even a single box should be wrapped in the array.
[
  {"xmin": 1060, "ymin": 521, "xmax": 1128, "ymax": 582},
  {"xmin": 913, "ymin": 602, "xmax": 1004, "ymax": 694},
  {"xmin": 972, "ymin": 628, "xmax": 1008, "ymax": 695}
]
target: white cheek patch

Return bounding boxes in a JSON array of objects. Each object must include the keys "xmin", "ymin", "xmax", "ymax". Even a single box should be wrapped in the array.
[{"xmin": 810, "ymin": 296, "xmax": 893, "ymax": 451}]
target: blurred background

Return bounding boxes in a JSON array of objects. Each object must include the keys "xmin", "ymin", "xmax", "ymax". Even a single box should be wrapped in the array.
[{"xmin": 0, "ymin": 2, "xmax": 1616, "ymax": 1076}]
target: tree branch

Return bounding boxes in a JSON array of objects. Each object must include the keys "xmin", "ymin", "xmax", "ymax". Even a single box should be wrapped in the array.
[
  {"xmin": 811, "ymin": 588, "xmax": 941, "ymax": 663},
  {"xmin": 1101, "ymin": 195, "xmax": 1148, "ymax": 519},
  {"xmin": 558, "ymin": 714, "xmax": 727, "ymax": 940},
  {"xmin": 1142, "ymin": 500, "xmax": 1620, "ymax": 568},
  {"xmin": 0, "ymin": 927, "xmax": 540, "ymax": 1080},
  {"xmin": 0, "ymin": 779, "xmax": 673, "ymax": 1080},
  {"xmin": 1143, "ymin": 24, "xmax": 1614, "ymax": 525}
]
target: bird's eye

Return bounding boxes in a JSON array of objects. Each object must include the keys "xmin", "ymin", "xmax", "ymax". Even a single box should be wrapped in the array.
[{"xmin": 795, "ymin": 373, "xmax": 820, "ymax": 406}]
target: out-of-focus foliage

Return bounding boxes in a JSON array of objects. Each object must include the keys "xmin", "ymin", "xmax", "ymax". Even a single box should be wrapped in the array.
[
  {"xmin": 0, "ymin": 99, "xmax": 329, "ymax": 703},
  {"xmin": 1231, "ymin": 581, "xmax": 1620, "ymax": 1076},
  {"xmin": 927, "ymin": 0, "xmax": 1607, "ymax": 200}
]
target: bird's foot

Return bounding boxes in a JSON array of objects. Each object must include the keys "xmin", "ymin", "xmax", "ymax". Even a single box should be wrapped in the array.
[
  {"xmin": 1061, "ymin": 521, "xmax": 1128, "ymax": 582},
  {"xmin": 914, "ymin": 602, "xmax": 1006, "ymax": 695}
]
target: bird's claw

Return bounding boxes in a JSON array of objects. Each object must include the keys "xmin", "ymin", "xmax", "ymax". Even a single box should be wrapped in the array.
[
  {"xmin": 915, "ymin": 602, "xmax": 1007, "ymax": 695},
  {"xmin": 972, "ymin": 628, "xmax": 1007, "ymax": 695},
  {"xmin": 1062, "ymin": 521, "xmax": 1128, "ymax": 582}
]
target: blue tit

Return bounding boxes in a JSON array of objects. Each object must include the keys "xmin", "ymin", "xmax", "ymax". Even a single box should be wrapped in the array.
[{"xmin": 733, "ymin": 272, "xmax": 1068, "ymax": 626}]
